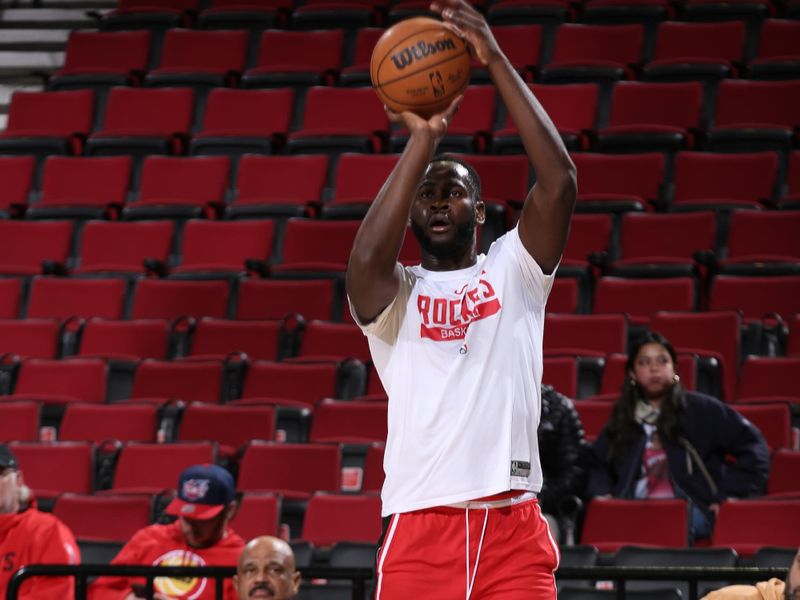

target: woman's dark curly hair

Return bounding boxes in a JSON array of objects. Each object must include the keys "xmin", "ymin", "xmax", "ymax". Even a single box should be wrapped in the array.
[{"xmin": 606, "ymin": 331, "xmax": 686, "ymax": 462}]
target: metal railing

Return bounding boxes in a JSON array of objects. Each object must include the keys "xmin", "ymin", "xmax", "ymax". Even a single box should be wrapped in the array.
[{"xmin": 7, "ymin": 563, "xmax": 788, "ymax": 600}]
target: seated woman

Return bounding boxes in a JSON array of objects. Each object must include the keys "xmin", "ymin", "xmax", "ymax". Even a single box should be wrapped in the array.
[{"xmin": 585, "ymin": 332, "xmax": 770, "ymax": 541}]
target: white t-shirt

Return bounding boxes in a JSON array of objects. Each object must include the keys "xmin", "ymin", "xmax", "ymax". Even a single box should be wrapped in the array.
[{"xmin": 351, "ymin": 227, "xmax": 555, "ymax": 516}]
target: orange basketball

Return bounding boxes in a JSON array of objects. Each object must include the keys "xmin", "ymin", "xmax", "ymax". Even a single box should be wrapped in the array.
[{"xmin": 370, "ymin": 17, "xmax": 471, "ymax": 119}]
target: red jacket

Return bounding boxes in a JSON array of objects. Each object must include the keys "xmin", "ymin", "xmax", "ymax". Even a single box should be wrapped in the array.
[
  {"xmin": 0, "ymin": 508, "xmax": 80, "ymax": 600},
  {"xmin": 88, "ymin": 522, "xmax": 244, "ymax": 600}
]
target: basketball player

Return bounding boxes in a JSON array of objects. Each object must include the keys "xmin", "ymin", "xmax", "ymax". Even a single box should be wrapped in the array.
[{"xmin": 346, "ymin": 0, "xmax": 576, "ymax": 598}]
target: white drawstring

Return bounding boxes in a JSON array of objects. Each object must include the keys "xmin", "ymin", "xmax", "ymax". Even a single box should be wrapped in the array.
[{"xmin": 465, "ymin": 507, "xmax": 489, "ymax": 600}]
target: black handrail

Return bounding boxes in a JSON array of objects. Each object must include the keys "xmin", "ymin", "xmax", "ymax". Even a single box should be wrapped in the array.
[{"xmin": 7, "ymin": 563, "xmax": 788, "ymax": 600}]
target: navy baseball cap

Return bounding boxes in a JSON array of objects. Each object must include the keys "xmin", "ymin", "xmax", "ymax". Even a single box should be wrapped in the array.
[
  {"xmin": 165, "ymin": 464, "xmax": 235, "ymax": 520},
  {"xmin": 0, "ymin": 444, "xmax": 18, "ymax": 470}
]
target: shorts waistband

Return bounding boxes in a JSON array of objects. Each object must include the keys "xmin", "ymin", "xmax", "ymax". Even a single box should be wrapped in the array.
[{"xmin": 445, "ymin": 491, "xmax": 537, "ymax": 510}]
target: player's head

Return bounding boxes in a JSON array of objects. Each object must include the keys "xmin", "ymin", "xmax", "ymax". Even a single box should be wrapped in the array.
[
  {"xmin": 234, "ymin": 536, "xmax": 301, "ymax": 599},
  {"xmin": 165, "ymin": 464, "xmax": 238, "ymax": 549},
  {"xmin": 411, "ymin": 154, "xmax": 485, "ymax": 261},
  {"xmin": 0, "ymin": 444, "xmax": 23, "ymax": 514},
  {"xmin": 787, "ymin": 547, "xmax": 800, "ymax": 600}
]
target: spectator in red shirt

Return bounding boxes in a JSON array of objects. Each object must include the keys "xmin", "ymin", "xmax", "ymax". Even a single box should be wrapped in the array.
[
  {"xmin": 89, "ymin": 464, "xmax": 245, "ymax": 600},
  {"xmin": 0, "ymin": 443, "xmax": 80, "ymax": 600}
]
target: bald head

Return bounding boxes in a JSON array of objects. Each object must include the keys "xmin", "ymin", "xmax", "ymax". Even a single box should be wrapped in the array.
[{"xmin": 234, "ymin": 536, "xmax": 300, "ymax": 599}]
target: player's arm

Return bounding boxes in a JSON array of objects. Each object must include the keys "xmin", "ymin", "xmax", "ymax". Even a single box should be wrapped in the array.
[
  {"xmin": 433, "ymin": 0, "xmax": 577, "ymax": 275},
  {"xmin": 346, "ymin": 97, "xmax": 462, "ymax": 323}
]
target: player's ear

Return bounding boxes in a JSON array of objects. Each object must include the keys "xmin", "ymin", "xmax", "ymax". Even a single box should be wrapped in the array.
[{"xmin": 476, "ymin": 200, "xmax": 486, "ymax": 225}]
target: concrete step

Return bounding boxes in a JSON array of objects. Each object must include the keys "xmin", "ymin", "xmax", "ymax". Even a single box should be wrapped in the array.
[
  {"xmin": 0, "ymin": 8, "xmax": 104, "ymax": 28},
  {"xmin": 0, "ymin": 29, "xmax": 71, "ymax": 51},
  {"xmin": 0, "ymin": 51, "xmax": 65, "ymax": 76}
]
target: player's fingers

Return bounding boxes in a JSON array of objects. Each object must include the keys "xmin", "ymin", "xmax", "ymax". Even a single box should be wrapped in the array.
[
  {"xmin": 440, "ymin": 20, "xmax": 467, "ymax": 40},
  {"xmin": 442, "ymin": 94, "xmax": 463, "ymax": 121}
]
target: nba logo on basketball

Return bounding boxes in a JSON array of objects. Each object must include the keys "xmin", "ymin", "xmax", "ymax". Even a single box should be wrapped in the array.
[{"xmin": 181, "ymin": 479, "xmax": 209, "ymax": 501}]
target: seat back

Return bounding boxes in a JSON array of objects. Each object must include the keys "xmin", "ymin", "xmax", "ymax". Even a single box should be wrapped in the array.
[
  {"xmin": 27, "ymin": 277, "xmax": 127, "ymax": 320},
  {"xmin": 9, "ymin": 441, "xmax": 94, "ymax": 497},
  {"xmin": 608, "ymin": 82, "xmax": 703, "ymax": 129},
  {"xmin": 111, "ymin": 442, "xmax": 215, "ymax": 492},
  {"xmin": 238, "ymin": 443, "xmax": 340, "ymax": 495},
  {"xmin": 130, "ymin": 359, "xmax": 224, "ymax": 403},
  {"xmin": 581, "ymin": 498, "xmax": 689, "ymax": 551},
  {"xmin": 131, "ymin": 279, "xmax": 230, "ymax": 319},
  {"xmin": 201, "ymin": 88, "xmax": 294, "ymax": 137},
  {"xmin": 5, "ymin": 90, "xmax": 94, "ymax": 137},
  {"xmin": 301, "ymin": 493, "xmax": 382, "ymax": 546},
  {"xmin": 60, "ymin": 404, "xmax": 159, "ymax": 443},
  {"xmin": 54, "ymin": 493, "xmax": 153, "ymax": 542},
  {"xmin": 77, "ymin": 220, "xmax": 173, "ymax": 273},
  {"xmin": 157, "ymin": 29, "xmax": 248, "ymax": 72},
  {"xmin": 178, "ymin": 403, "xmax": 275, "ymax": 448}
]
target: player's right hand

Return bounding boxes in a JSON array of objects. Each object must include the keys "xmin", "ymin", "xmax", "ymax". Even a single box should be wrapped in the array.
[{"xmin": 383, "ymin": 94, "xmax": 463, "ymax": 142}]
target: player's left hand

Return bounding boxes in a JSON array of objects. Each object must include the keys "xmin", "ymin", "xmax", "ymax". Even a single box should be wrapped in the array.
[{"xmin": 430, "ymin": 0, "xmax": 502, "ymax": 67}]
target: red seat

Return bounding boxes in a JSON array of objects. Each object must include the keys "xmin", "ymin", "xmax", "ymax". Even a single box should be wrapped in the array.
[
  {"xmin": 188, "ymin": 318, "xmax": 281, "ymax": 361},
  {"xmin": 297, "ymin": 321, "xmax": 370, "ymax": 363},
  {"xmin": 543, "ymin": 356, "xmax": 578, "ymax": 398},
  {"xmin": 131, "ymin": 279, "xmax": 230, "ymax": 319},
  {"xmin": 790, "ymin": 314, "xmax": 800, "ymax": 358},
  {"xmin": 707, "ymin": 80, "xmax": 800, "ymax": 152},
  {"xmin": 736, "ymin": 357, "xmax": 800, "ymax": 404},
  {"xmin": 339, "ymin": 27, "xmax": 384, "ymax": 85},
  {"xmin": 50, "ymin": 30, "xmax": 151, "ymax": 89},
  {"xmin": 198, "ymin": 0, "xmax": 292, "ymax": 29},
  {"xmin": 541, "ymin": 24, "xmax": 644, "ymax": 83},
  {"xmin": 173, "ymin": 220, "xmax": 274, "ymax": 275},
  {"xmin": 290, "ymin": 0, "xmax": 385, "ymax": 29},
  {"xmin": 571, "ymin": 153, "xmax": 666, "ymax": 212},
  {"xmin": 597, "ymin": 82, "xmax": 704, "ymax": 153},
  {"xmin": 581, "ymin": 498, "xmax": 689, "ymax": 551},
  {"xmin": 0, "ymin": 319, "xmax": 60, "ymax": 359},
  {"xmin": 32, "ymin": 157, "xmax": 131, "ymax": 220},
  {"xmin": 273, "ymin": 219, "xmax": 361, "ymax": 273},
  {"xmin": 548, "ymin": 277, "xmax": 580, "ymax": 314},
  {"xmin": 766, "ymin": 450, "xmax": 800, "ymax": 498},
  {"xmin": 0, "ymin": 402, "xmax": 40, "ymax": 442},
  {"xmin": 573, "ymin": 400, "xmax": 613, "ymax": 442},
  {"xmin": 238, "ymin": 442, "xmax": 341, "ymax": 499},
  {"xmin": 86, "ymin": 87, "xmax": 194, "ymax": 156},
  {"xmin": 593, "ymin": 277, "xmax": 696, "ymax": 326},
  {"xmin": 390, "ymin": 86, "xmax": 498, "ymax": 154},
  {"xmin": 494, "ymin": 83, "xmax": 599, "ymax": 152},
  {"xmin": 9, "ymin": 441, "xmax": 94, "ymax": 499},
  {"xmin": 309, "ymin": 399, "xmax": 387, "ymax": 444},
  {"xmin": 129, "ymin": 359, "xmax": 224, "ymax": 404},
  {"xmin": 322, "ymin": 153, "xmax": 400, "ymax": 219},
  {"xmin": 61, "ymin": 403, "xmax": 159, "ymax": 443},
  {"xmin": 672, "ymin": 151, "xmax": 779, "ymax": 209},
  {"xmin": 0, "ymin": 89, "xmax": 94, "ymax": 155},
  {"xmin": 733, "ymin": 403, "xmax": 792, "ymax": 451},
  {"xmin": 748, "ymin": 19, "xmax": 800, "ymax": 79},
  {"xmin": 232, "ymin": 493, "xmax": 281, "ymax": 540},
  {"xmin": 301, "ymin": 493, "xmax": 382, "ymax": 546},
  {"xmin": 561, "ymin": 214, "xmax": 613, "ymax": 270},
  {"xmin": 0, "ymin": 156, "xmax": 35, "ymax": 215},
  {"xmin": 243, "ymin": 29, "xmax": 344, "ymax": 87},
  {"xmin": 615, "ymin": 211, "xmax": 716, "ymax": 273},
  {"xmin": 27, "ymin": 277, "xmax": 127, "ymax": 320},
  {"xmin": 781, "ymin": 151, "xmax": 800, "ymax": 207},
  {"xmin": 177, "ymin": 403, "xmax": 275, "ymax": 454},
  {"xmin": 709, "ymin": 275, "xmax": 800, "ymax": 322},
  {"xmin": 286, "ymin": 87, "xmax": 389, "ymax": 154},
  {"xmin": 0, "ymin": 220, "xmax": 73, "ymax": 276},
  {"xmin": 235, "ymin": 279, "xmax": 336, "ymax": 321},
  {"xmin": 712, "ymin": 499, "xmax": 800, "ymax": 556},
  {"xmin": 0, "ymin": 279, "xmax": 21, "ymax": 319},
  {"xmin": 191, "ymin": 88, "xmax": 295, "ymax": 156},
  {"xmin": 651, "ymin": 311, "xmax": 741, "ymax": 401},
  {"xmin": 54, "ymin": 493, "xmax": 153, "ymax": 542},
  {"xmin": 544, "ymin": 314, "xmax": 627, "ymax": 357},
  {"xmin": 237, "ymin": 361, "xmax": 340, "ymax": 408},
  {"xmin": 109, "ymin": 442, "xmax": 215, "ymax": 494},
  {"xmin": 644, "ymin": 20, "xmax": 746, "ymax": 80},
  {"xmin": 103, "ymin": 0, "xmax": 200, "ymax": 29},
  {"xmin": 721, "ymin": 211, "xmax": 800, "ymax": 271},
  {"xmin": 361, "ymin": 444, "xmax": 385, "ymax": 492},
  {"xmin": 146, "ymin": 29, "xmax": 249, "ymax": 87},
  {"xmin": 7, "ymin": 358, "xmax": 107, "ymax": 406},
  {"xmin": 480, "ymin": 24, "xmax": 542, "ymax": 82},
  {"xmin": 75, "ymin": 220, "xmax": 174, "ymax": 275},
  {"xmin": 226, "ymin": 154, "xmax": 327, "ymax": 219},
  {"xmin": 78, "ymin": 319, "xmax": 170, "ymax": 361},
  {"xmin": 125, "ymin": 155, "xmax": 230, "ymax": 219}
]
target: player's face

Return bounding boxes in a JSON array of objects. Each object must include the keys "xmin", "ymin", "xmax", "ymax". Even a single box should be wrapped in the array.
[
  {"xmin": 0, "ymin": 468, "xmax": 21, "ymax": 514},
  {"xmin": 630, "ymin": 343, "xmax": 677, "ymax": 400},
  {"xmin": 411, "ymin": 162, "xmax": 483, "ymax": 260},
  {"xmin": 234, "ymin": 541, "xmax": 300, "ymax": 599},
  {"xmin": 179, "ymin": 511, "xmax": 228, "ymax": 549}
]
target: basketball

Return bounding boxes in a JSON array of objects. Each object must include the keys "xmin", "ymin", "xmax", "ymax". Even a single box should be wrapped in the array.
[{"xmin": 370, "ymin": 17, "xmax": 471, "ymax": 119}]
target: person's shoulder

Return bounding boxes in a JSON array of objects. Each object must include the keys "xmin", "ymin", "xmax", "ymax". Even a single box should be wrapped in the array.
[
  {"xmin": 18, "ymin": 507, "xmax": 68, "ymax": 533},
  {"xmin": 218, "ymin": 528, "xmax": 246, "ymax": 550},
  {"xmin": 684, "ymin": 390, "xmax": 725, "ymax": 411}
]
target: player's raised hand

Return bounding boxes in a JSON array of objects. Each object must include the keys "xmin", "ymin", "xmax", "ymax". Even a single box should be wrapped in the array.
[
  {"xmin": 384, "ymin": 94, "xmax": 462, "ymax": 141},
  {"xmin": 430, "ymin": 0, "xmax": 501, "ymax": 67}
]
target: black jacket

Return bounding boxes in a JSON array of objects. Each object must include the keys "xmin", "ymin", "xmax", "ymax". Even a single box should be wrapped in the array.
[
  {"xmin": 538, "ymin": 385, "xmax": 588, "ymax": 515},
  {"xmin": 585, "ymin": 391, "xmax": 769, "ymax": 513}
]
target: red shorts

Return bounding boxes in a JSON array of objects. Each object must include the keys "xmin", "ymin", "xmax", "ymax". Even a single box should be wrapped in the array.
[{"xmin": 375, "ymin": 494, "xmax": 560, "ymax": 600}]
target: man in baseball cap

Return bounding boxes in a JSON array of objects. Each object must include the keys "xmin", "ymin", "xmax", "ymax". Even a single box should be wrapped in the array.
[{"xmin": 89, "ymin": 464, "xmax": 244, "ymax": 600}]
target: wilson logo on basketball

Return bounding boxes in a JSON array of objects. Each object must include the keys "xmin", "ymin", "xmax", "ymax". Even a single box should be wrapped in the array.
[
  {"xmin": 390, "ymin": 39, "xmax": 458, "ymax": 70},
  {"xmin": 417, "ymin": 273, "xmax": 502, "ymax": 342}
]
